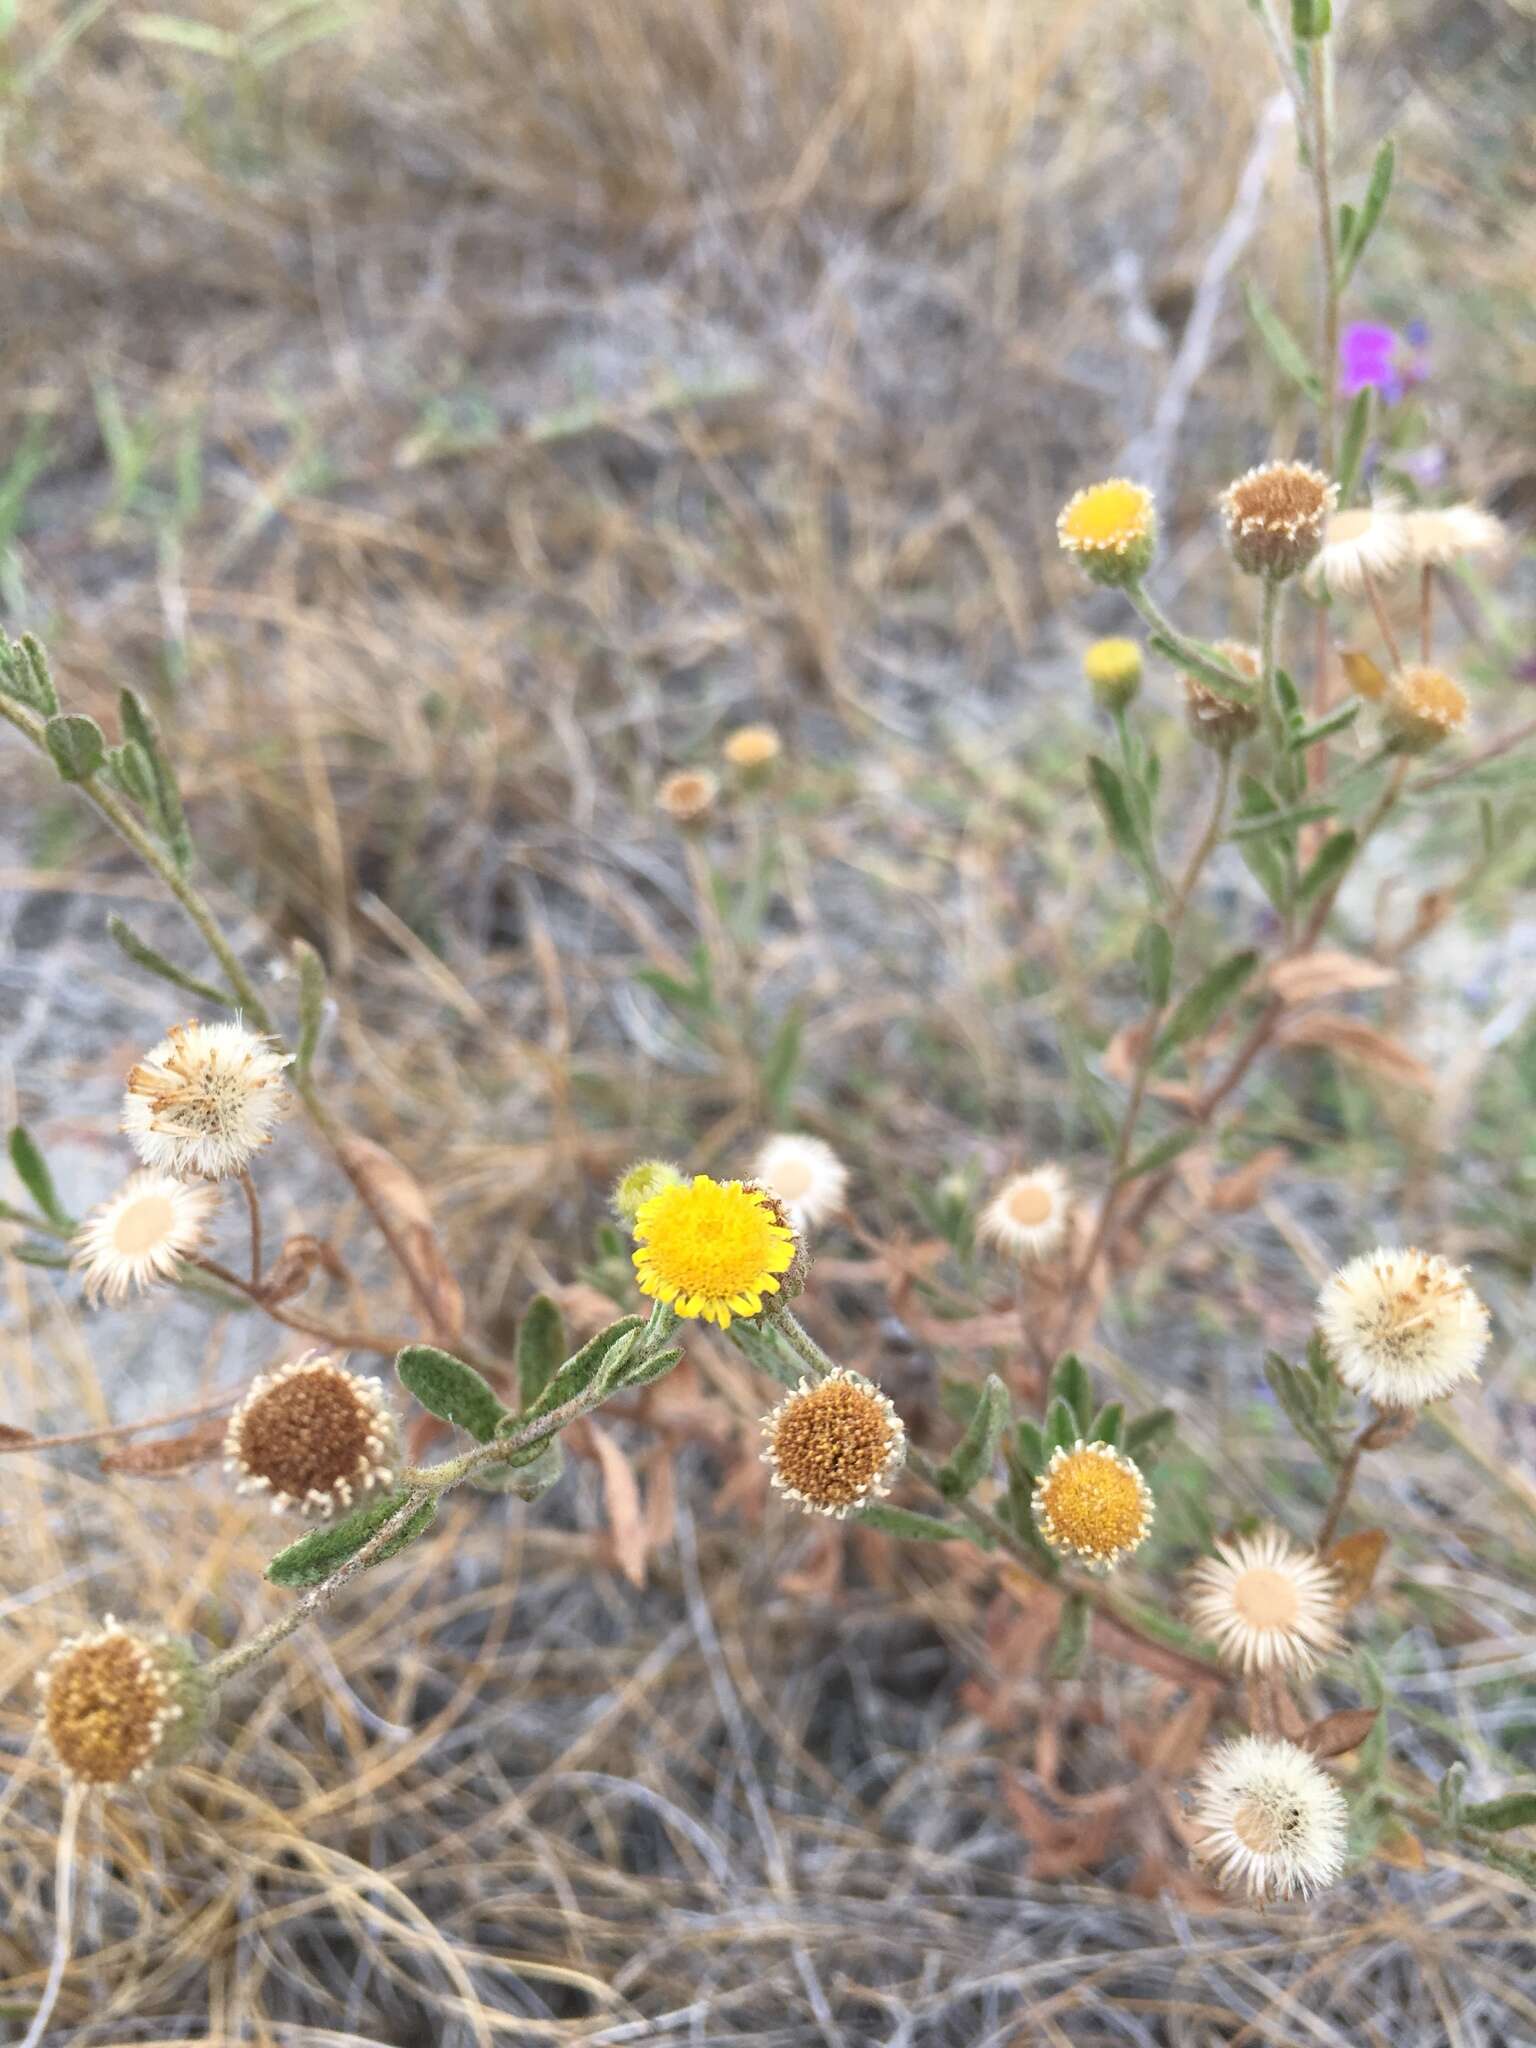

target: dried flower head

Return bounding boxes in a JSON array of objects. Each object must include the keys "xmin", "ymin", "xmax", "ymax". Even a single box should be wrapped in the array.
[
  {"xmin": 751, "ymin": 1133, "xmax": 848, "ymax": 1231},
  {"xmin": 122, "ymin": 1018, "xmax": 291, "ymax": 1180},
  {"xmin": 722, "ymin": 724, "xmax": 782, "ymax": 771},
  {"xmin": 761, "ymin": 1368, "xmax": 907, "ymax": 1518},
  {"xmin": 1032, "ymin": 1440, "xmax": 1154, "ymax": 1568},
  {"xmin": 1082, "ymin": 637, "xmax": 1143, "ymax": 711},
  {"xmin": 1186, "ymin": 1527, "xmax": 1343, "ymax": 1676},
  {"xmin": 37, "ymin": 1618, "xmax": 206, "ymax": 1788},
  {"xmin": 1056, "ymin": 479, "xmax": 1156, "ymax": 586},
  {"xmin": 1317, "ymin": 1246, "xmax": 1489, "ymax": 1406},
  {"xmin": 1405, "ymin": 504, "xmax": 1506, "ymax": 567},
  {"xmin": 225, "ymin": 1352, "xmax": 398, "ymax": 1515},
  {"xmin": 656, "ymin": 769, "xmax": 718, "ymax": 825},
  {"xmin": 632, "ymin": 1173, "xmax": 797, "ymax": 1328},
  {"xmin": 72, "ymin": 1169, "xmax": 220, "ymax": 1304},
  {"xmin": 1185, "ymin": 642, "xmax": 1262, "ymax": 752},
  {"xmin": 1304, "ymin": 496, "xmax": 1411, "ymax": 596},
  {"xmin": 1191, "ymin": 1736, "xmax": 1349, "ymax": 1900},
  {"xmin": 1382, "ymin": 664, "xmax": 1469, "ymax": 753},
  {"xmin": 978, "ymin": 1164, "xmax": 1071, "ymax": 1262},
  {"xmin": 1219, "ymin": 461, "xmax": 1337, "ymax": 580},
  {"xmin": 611, "ymin": 1158, "xmax": 685, "ymax": 1226}
]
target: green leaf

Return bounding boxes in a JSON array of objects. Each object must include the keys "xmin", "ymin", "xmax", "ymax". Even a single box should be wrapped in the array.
[
  {"xmin": 44, "ymin": 713, "xmax": 105, "ymax": 783},
  {"xmin": 8, "ymin": 1126, "xmax": 69, "ymax": 1228},
  {"xmin": 1119, "ymin": 1125, "xmax": 1200, "ymax": 1183},
  {"xmin": 106, "ymin": 739, "xmax": 156, "ymax": 807},
  {"xmin": 760, "ymin": 1008, "xmax": 804, "ymax": 1122},
  {"xmin": 1044, "ymin": 1395, "xmax": 1079, "ymax": 1456},
  {"xmin": 472, "ymin": 1436, "xmax": 565, "ymax": 1499},
  {"xmin": 1155, "ymin": 950, "xmax": 1258, "ymax": 1060},
  {"xmin": 618, "ymin": 1342, "xmax": 683, "ymax": 1391},
  {"xmin": 1235, "ymin": 776, "xmax": 1289, "ymax": 910},
  {"xmin": 1014, "ymin": 1418, "xmax": 1047, "ymax": 1478},
  {"xmin": 856, "ymin": 1503, "xmax": 961, "ymax": 1542},
  {"xmin": 936, "ymin": 1373, "xmax": 1010, "ymax": 1501},
  {"xmin": 293, "ymin": 939, "xmax": 327, "ymax": 1077},
  {"xmin": 1048, "ymin": 1592, "xmax": 1090, "ymax": 1678},
  {"xmin": 1135, "ymin": 921, "xmax": 1173, "ymax": 1008},
  {"xmin": 1086, "ymin": 754, "xmax": 1140, "ymax": 861},
  {"xmin": 1147, "ymin": 632, "xmax": 1255, "ymax": 704},
  {"xmin": 119, "ymin": 687, "xmax": 193, "ymax": 872},
  {"xmin": 1337, "ymin": 388, "xmax": 1373, "ymax": 503},
  {"xmin": 107, "ymin": 914, "xmax": 230, "ymax": 1007},
  {"xmin": 517, "ymin": 1294, "xmax": 568, "ymax": 1411},
  {"xmin": 1463, "ymin": 1791, "xmax": 1536, "ymax": 1834},
  {"xmin": 265, "ymin": 1489, "xmax": 438, "ymax": 1587},
  {"xmin": 1230, "ymin": 798, "xmax": 1337, "ymax": 840},
  {"xmin": 516, "ymin": 1314, "xmax": 645, "ymax": 1423},
  {"xmin": 1124, "ymin": 1407, "xmax": 1177, "ymax": 1463},
  {"xmin": 1296, "ymin": 828, "xmax": 1358, "ymax": 906},
  {"xmin": 1243, "ymin": 280, "xmax": 1324, "ymax": 402},
  {"xmin": 1286, "ymin": 701, "xmax": 1361, "ymax": 752},
  {"xmin": 1049, "ymin": 1355, "xmax": 1095, "ymax": 1436},
  {"xmin": 1264, "ymin": 1351, "xmax": 1340, "ymax": 1464},
  {"xmin": 1339, "ymin": 138, "xmax": 1394, "ymax": 286},
  {"xmin": 10, "ymin": 1241, "xmax": 72, "ymax": 1268},
  {"xmin": 1088, "ymin": 1401, "xmax": 1124, "ymax": 1449},
  {"xmin": 397, "ymin": 1344, "xmax": 507, "ymax": 1442},
  {"xmin": 0, "ymin": 630, "xmax": 58, "ymax": 712},
  {"xmin": 1291, "ymin": 0, "xmax": 1331, "ymax": 38}
]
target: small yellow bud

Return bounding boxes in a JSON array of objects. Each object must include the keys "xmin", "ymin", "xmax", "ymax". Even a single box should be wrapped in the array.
[
  {"xmin": 612, "ymin": 1159, "xmax": 686, "ymax": 1226},
  {"xmin": 1082, "ymin": 638, "xmax": 1143, "ymax": 711}
]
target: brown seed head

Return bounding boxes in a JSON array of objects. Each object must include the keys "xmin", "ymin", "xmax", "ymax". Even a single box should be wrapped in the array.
[
  {"xmin": 656, "ymin": 769, "xmax": 718, "ymax": 826},
  {"xmin": 1220, "ymin": 462, "xmax": 1337, "ymax": 579},
  {"xmin": 1185, "ymin": 642, "xmax": 1262, "ymax": 751},
  {"xmin": 762, "ymin": 1369, "xmax": 906, "ymax": 1518},
  {"xmin": 225, "ymin": 1352, "xmax": 397, "ymax": 1515}
]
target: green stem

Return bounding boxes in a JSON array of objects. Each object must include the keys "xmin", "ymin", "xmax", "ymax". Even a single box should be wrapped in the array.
[
  {"xmin": 1309, "ymin": 38, "xmax": 1339, "ymax": 475},
  {"xmin": 205, "ymin": 1310, "xmax": 679, "ymax": 1688}
]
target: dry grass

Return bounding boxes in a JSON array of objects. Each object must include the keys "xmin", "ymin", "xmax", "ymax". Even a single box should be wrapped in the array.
[{"xmin": 3, "ymin": 0, "xmax": 1536, "ymax": 2039}]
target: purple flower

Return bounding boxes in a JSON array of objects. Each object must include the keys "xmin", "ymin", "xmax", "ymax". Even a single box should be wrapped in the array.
[{"xmin": 1339, "ymin": 321, "xmax": 1429, "ymax": 406}]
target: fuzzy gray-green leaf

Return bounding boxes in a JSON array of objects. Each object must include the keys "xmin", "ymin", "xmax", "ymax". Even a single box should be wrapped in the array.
[
  {"xmin": 1155, "ymin": 950, "xmax": 1258, "ymax": 1060},
  {"xmin": 856, "ymin": 1503, "xmax": 960, "ymax": 1542},
  {"xmin": 293, "ymin": 939, "xmax": 328, "ymax": 1078},
  {"xmin": 8, "ymin": 1126, "xmax": 70, "ymax": 1228},
  {"xmin": 45, "ymin": 713, "xmax": 105, "ymax": 784},
  {"xmin": 265, "ymin": 1489, "xmax": 437, "ymax": 1587},
  {"xmin": 397, "ymin": 1345, "xmax": 507, "ymax": 1442},
  {"xmin": 936, "ymin": 1372, "xmax": 1009, "ymax": 1501},
  {"xmin": 516, "ymin": 1294, "xmax": 568, "ymax": 1410},
  {"xmin": 107, "ymin": 914, "xmax": 231, "ymax": 1008}
]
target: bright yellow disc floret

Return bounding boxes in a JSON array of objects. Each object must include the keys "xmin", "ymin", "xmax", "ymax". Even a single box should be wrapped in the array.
[{"xmin": 632, "ymin": 1174, "xmax": 797, "ymax": 1328}]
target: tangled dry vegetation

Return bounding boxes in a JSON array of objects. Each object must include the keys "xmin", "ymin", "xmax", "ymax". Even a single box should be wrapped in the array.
[{"xmin": 3, "ymin": 0, "xmax": 1536, "ymax": 2041}]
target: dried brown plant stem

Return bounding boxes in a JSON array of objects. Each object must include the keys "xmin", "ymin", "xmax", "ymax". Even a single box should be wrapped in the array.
[
  {"xmin": 770, "ymin": 1311, "xmax": 1219, "ymax": 1689},
  {"xmin": 237, "ymin": 1167, "xmax": 263, "ymax": 1287},
  {"xmin": 1316, "ymin": 1405, "xmax": 1419, "ymax": 1552},
  {"xmin": 1361, "ymin": 564, "xmax": 1403, "ymax": 670},
  {"xmin": 187, "ymin": 1253, "xmax": 414, "ymax": 1357}
]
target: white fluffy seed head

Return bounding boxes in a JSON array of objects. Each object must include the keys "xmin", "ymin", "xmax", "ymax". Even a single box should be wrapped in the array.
[
  {"xmin": 977, "ymin": 1165, "xmax": 1071, "ymax": 1262},
  {"xmin": 1317, "ymin": 1246, "xmax": 1489, "ymax": 1406},
  {"xmin": 1405, "ymin": 504, "xmax": 1506, "ymax": 567},
  {"xmin": 72, "ymin": 1170, "xmax": 220, "ymax": 1304},
  {"xmin": 1186, "ymin": 1527, "xmax": 1343, "ymax": 1676},
  {"xmin": 1192, "ymin": 1736, "xmax": 1349, "ymax": 1901},
  {"xmin": 122, "ymin": 1018, "xmax": 292, "ymax": 1180},
  {"xmin": 751, "ymin": 1134, "xmax": 849, "ymax": 1231},
  {"xmin": 1304, "ymin": 496, "xmax": 1411, "ymax": 596}
]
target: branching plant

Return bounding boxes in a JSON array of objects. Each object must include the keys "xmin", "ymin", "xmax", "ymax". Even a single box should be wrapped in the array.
[{"xmin": 2, "ymin": 5, "xmax": 1534, "ymax": 2038}]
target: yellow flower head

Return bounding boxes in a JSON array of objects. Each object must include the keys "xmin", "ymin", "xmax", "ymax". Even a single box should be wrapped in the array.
[
  {"xmin": 611, "ymin": 1158, "xmax": 686, "ymax": 1225},
  {"xmin": 632, "ymin": 1173, "xmax": 797, "ymax": 1327},
  {"xmin": 37, "ymin": 1618, "xmax": 206, "ymax": 1788},
  {"xmin": 1056, "ymin": 480, "xmax": 1156, "ymax": 586},
  {"xmin": 1031, "ymin": 1438, "xmax": 1154, "ymax": 1568},
  {"xmin": 1082, "ymin": 637, "xmax": 1143, "ymax": 710},
  {"xmin": 722, "ymin": 724, "xmax": 782, "ymax": 771},
  {"xmin": 1382, "ymin": 664, "xmax": 1469, "ymax": 754}
]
